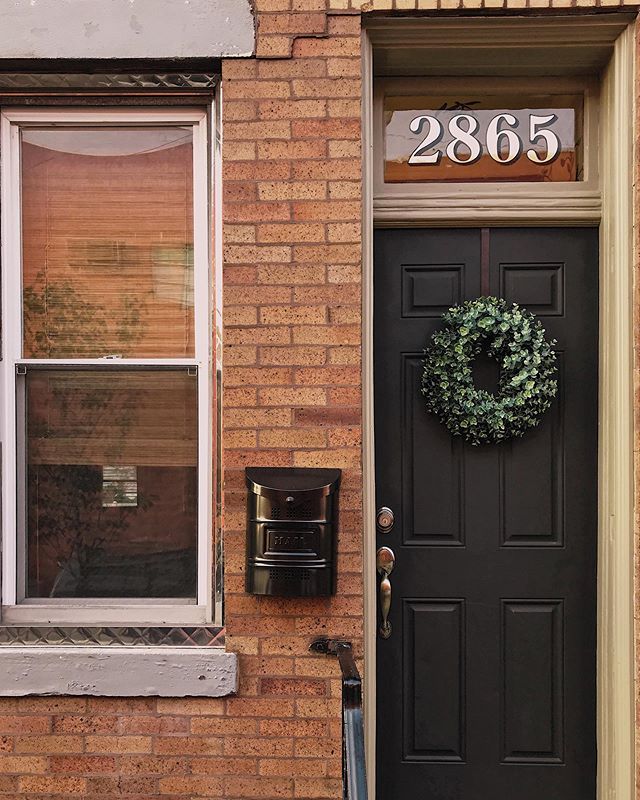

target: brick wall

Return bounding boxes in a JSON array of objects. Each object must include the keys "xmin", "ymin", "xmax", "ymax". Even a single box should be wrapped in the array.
[
  {"xmin": 220, "ymin": 7, "xmax": 363, "ymax": 798},
  {"xmin": 0, "ymin": 3, "xmax": 638, "ymax": 800}
]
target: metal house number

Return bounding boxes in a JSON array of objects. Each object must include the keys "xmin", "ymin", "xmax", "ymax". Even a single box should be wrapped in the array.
[{"xmin": 408, "ymin": 112, "xmax": 561, "ymax": 167}]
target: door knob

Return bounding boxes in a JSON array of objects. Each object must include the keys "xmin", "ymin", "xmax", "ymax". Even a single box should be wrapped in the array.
[{"xmin": 377, "ymin": 546, "xmax": 395, "ymax": 639}]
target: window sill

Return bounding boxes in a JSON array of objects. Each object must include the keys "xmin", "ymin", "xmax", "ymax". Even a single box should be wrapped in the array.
[{"xmin": 0, "ymin": 646, "xmax": 238, "ymax": 697}]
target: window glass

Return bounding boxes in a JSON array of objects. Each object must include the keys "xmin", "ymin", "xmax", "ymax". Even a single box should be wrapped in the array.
[
  {"xmin": 21, "ymin": 127, "xmax": 194, "ymax": 358},
  {"xmin": 24, "ymin": 368, "xmax": 198, "ymax": 599},
  {"xmin": 384, "ymin": 92, "xmax": 583, "ymax": 183}
]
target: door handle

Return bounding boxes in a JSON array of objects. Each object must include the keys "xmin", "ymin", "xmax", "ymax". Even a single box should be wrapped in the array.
[{"xmin": 377, "ymin": 546, "xmax": 395, "ymax": 639}]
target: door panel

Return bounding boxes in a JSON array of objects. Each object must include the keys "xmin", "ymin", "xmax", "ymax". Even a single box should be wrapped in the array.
[{"xmin": 374, "ymin": 228, "xmax": 598, "ymax": 800}]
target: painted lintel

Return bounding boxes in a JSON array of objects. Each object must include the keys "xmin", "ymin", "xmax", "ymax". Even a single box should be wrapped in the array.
[
  {"xmin": 0, "ymin": 647, "xmax": 238, "ymax": 697},
  {"xmin": 0, "ymin": 0, "xmax": 255, "ymax": 60}
]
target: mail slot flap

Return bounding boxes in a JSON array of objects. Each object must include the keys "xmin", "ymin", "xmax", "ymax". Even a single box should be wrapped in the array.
[{"xmin": 246, "ymin": 467, "xmax": 341, "ymax": 498}]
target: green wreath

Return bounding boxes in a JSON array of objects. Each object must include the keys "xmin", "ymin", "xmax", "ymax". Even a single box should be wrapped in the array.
[{"xmin": 421, "ymin": 297, "xmax": 558, "ymax": 446}]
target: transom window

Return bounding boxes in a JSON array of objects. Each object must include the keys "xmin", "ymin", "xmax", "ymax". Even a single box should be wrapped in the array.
[{"xmin": 0, "ymin": 109, "xmax": 212, "ymax": 624}]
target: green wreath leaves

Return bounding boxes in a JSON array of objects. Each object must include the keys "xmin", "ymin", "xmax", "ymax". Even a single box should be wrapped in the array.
[{"xmin": 421, "ymin": 297, "xmax": 558, "ymax": 446}]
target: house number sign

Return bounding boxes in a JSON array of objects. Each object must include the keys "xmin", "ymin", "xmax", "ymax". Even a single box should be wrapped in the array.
[
  {"xmin": 383, "ymin": 95, "xmax": 580, "ymax": 184},
  {"xmin": 408, "ymin": 113, "xmax": 561, "ymax": 167}
]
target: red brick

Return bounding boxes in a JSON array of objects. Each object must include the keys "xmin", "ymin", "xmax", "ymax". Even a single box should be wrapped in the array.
[
  {"xmin": 257, "ymin": 223, "xmax": 325, "ymax": 244},
  {"xmin": 19, "ymin": 775, "xmax": 87, "ymax": 794},
  {"xmin": 260, "ymin": 346, "xmax": 327, "ymax": 365},
  {"xmin": 224, "ymin": 737, "xmax": 294, "ymax": 757},
  {"xmin": 225, "ymin": 202, "xmax": 291, "ymax": 223},
  {"xmin": 292, "ymin": 36, "xmax": 360, "ymax": 57},
  {"xmin": 222, "ymin": 60, "xmax": 259, "ymax": 79},
  {"xmin": 259, "ymin": 12, "xmax": 326, "ymax": 34},
  {"xmin": 292, "ymin": 78, "xmax": 360, "ymax": 98},
  {"xmin": 119, "ymin": 756, "xmax": 190, "ymax": 775},
  {"xmin": 259, "ymin": 428, "xmax": 327, "ymax": 448},
  {"xmin": 260, "ymin": 758, "xmax": 327, "ymax": 777},
  {"xmin": 291, "ymin": 118, "xmax": 360, "ymax": 139},
  {"xmin": 259, "ymin": 99, "xmax": 328, "ymax": 119},
  {"xmin": 255, "ymin": 0, "xmax": 291, "ymax": 10},
  {"xmin": 225, "ymin": 776, "xmax": 294, "ymax": 797},
  {"xmin": 224, "ymin": 180, "xmax": 258, "ymax": 203},
  {"xmin": 50, "ymin": 755, "xmax": 116, "ymax": 774},
  {"xmin": 294, "ymin": 776, "xmax": 342, "ymax": 797},
  {"xmin": 257, "ymin": 140, "xmax": 328, "ymax": 160},
  {"xmin": 260, "ymin": 678, "xmax": 327, "ymax": 696},
  {"xmin": 191, "ymin": 757, "xmax": 258, "ymax": 775},
  {"xmin": 258, "ymin": 264, "xmax": 327, "ymax": 284},
  {"xmin": 292, "ymin": 200, "xmax": 360, "ymax": 222},
  {"xmin": 0, "ymin": 716, "xmax": 50, "ymax": 734},
  {"xmin": 154, "ymin": 736, "xmax": 223, "ymax": 755},
  {"xmin": 224, "ymin": 82, "xmax": 291, "ymax": 101},
  {"xmin": 224, "ymin": 99, "xmax": 259, "ymax": 121},
  {"xmin": 53, "ymin": 715, "xmax": 118, "ymax": 734},
  {"xmin": 259, "ymin": 719, "xmax": 329, "ymax": 737},
  {"xmin": 158, "ymin": 775, "xmax": 225, "ymax": 796},
  {"xmin": 257, "ymin": 35, "xmax": 295, "ymax": 58},
  {"xmin": 85, "ymin": 735, "xmax": 152, "ymax": 754},
  {"xmin": 0, "ymin": 756, "xmax": 48, "ymax": 773},
  {"xmin": 293, "ymin": 159, "xmax": 361, "ymax": 180},
  {"xmin": 15, "ymin": 735, "xmax": 83, "ymax": 754},
  {"xmin": 16, "ymin": 698, "xmax": 86, "ymax": 714},
  {"xmin": 259, "ymin": 59, "xmax": 327, "ymax": 78},
  {"xmin": 260, "ymin": 305, "xmax": 327, "ymax": 325},
  {"xmin": 292, "ymin": 246, "xmax": 360, "ymax": 265},
  {"xmin": 190, "ymin": 717, "xmax": 258, "ymax": 736},
  {"xmin": 225, "ymin": 161, "xmax": 292, "ymax": 181},
  {"xmin": 327, "ymin": 15, "xmax": 361, "ymax": 34}
]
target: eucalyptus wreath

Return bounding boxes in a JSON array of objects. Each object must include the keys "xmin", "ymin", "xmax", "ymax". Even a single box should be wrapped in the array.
[{"xmin": 421, "ymin": 297, "xmax": 558, "ymax": 446}]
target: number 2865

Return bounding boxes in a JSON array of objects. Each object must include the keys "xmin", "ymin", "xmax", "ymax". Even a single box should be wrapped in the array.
[{"xmin": 408, "ymin": 113, "xmax": 561, "ymax": 166}]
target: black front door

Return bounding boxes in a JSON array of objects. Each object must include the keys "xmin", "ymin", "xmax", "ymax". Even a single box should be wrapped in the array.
[{"xmin": 374, "ymin": 228, "xmax": 598, "ymax": 800}]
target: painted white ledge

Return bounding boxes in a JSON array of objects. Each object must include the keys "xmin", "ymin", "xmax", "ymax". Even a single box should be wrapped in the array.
[
  {"xmin": 0, "ymin": 647, "xmax": 238, "ymax": 697},
  {"xmin": 0, "ymin": 0, "xmax": 255, "ymax": 59}
]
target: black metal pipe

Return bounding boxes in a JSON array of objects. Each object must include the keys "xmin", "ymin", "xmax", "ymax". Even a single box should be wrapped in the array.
[{"xmin": 309, "ymin": 637, "xmax": 368, "ymax": 800}]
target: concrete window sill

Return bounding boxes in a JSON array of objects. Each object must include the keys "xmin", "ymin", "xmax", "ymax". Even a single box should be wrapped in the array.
[{"xmin": 0, "ymin": 647, "xmax": 238, "ymax": 697}]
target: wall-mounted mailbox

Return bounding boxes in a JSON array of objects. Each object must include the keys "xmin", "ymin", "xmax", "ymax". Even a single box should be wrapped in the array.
[{"xmin": 245, "ymin": 467, "xmax": 341, "ymax": 597}]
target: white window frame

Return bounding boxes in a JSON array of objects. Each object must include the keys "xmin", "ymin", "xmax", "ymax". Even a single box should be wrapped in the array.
[{"xmin": 0, "ymin": 107, "xmax": 214, "ymax": 626}]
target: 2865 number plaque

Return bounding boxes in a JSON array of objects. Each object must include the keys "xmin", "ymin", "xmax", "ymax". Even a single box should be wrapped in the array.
[
  {"xmin": 408, "ymin": 112, "xmax": 561, "ymax": 167},
  {"xmin": 383, "ymin": 97, "xmax": 579, "ymax": 183}
]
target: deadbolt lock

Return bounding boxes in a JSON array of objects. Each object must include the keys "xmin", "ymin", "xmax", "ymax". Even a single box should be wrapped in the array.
[{"xmin": 376, "ymin": 506, "xmax": 394, "ymax": 534}]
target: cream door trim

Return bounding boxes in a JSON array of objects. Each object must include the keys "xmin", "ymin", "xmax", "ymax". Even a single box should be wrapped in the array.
[
  {"xmin": 362, "ymin": 19, "xmax": 636, "ymax": 800},
  {"xmin": 596, "ymin": 23, "xmax": 636, "ymax": 800},
  {"xmin": 361, "ymin": 27, "xmax": 377, "ymax": 798}
]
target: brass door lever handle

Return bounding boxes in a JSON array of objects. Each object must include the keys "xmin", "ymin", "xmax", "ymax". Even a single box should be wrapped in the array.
[{"xmin": 377, "ymin": 546, "xmax": 395, "ymax": 639}]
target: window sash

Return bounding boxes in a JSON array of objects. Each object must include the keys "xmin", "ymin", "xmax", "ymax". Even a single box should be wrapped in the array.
[{"xmin": 0, "ymin": 108, "xmax": 213, "ymax": 623}]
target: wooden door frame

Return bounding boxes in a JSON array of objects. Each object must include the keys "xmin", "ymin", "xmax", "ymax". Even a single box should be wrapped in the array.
[{"xmin": 361, "ymin": 19, "xmax": 636, "ymax": 800}]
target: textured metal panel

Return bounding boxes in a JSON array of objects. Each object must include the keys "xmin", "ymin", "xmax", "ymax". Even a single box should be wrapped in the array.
[
  {"xmin": 0, "ymin": 626, "xmax": 225, "ymax": 647},
  {"xmin": 0, "ymin": 74, "xmax": 217, "ymax": 90}
]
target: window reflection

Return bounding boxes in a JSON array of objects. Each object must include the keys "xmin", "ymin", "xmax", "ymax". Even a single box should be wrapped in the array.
[
  {"xmin": 24, "ymin": 369, "xmax": 198, "ymax": 599},
  {"xmin": 21, "ymin": 128, "xmax": 195, "ymax": 358}
]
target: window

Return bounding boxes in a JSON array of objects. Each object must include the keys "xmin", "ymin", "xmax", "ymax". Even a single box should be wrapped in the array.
[{"xmin": 0, "ymin": 109, "xmax": 213, "ymax": 625}]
